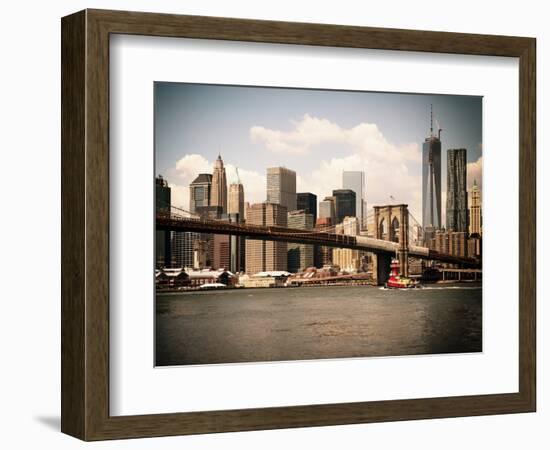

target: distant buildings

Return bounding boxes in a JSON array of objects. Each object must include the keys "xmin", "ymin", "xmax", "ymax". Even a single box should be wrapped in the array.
[
  {"xmin": 189, "ymin": 173, "xmax": 212, "ymax": 213},
  {"xmin": 155, "ymin": 175, "xmax": 172, "ymax": 268},
  {"xmin": 332, "ymin": 217, "xmax": 363, "ymax": 272},
  {"xmin": 422, "ymin": 106, "xmax": 442, "ymax": 238},
  {"xmin": 267, "ymin": 167, "xmax": 297, "ymax": 212},
  {"xmin": 446, "ymin": 148, "xmax": 468, "ymax": 232},
  {"xmin": 287, "ymin": 209, "xmax": 314, "ymax": 273},
  {"xmin": 171, "ymin": 231, "xmax": 200, "ymax": 268},
  {"xmin": 228, "ymin": 182, "xmax": 245, "ymax": 220},
  {"xmin": 296, "ymin": 192, "xmax": 317, "ymax": 222},
  {"xmin": 315, "ymin": 217, "xmax": 333, "ymax": 268},
  {"xmin": 332, "ymin": 189, "xmax": 356, "ymax": 224},
  {"xmin": 469, "ymin": 179, "xmax": 482, "ymax": 236},
  {"xmin": 245, "ymin": 203, "xmax": 288, "ymax": 274},
  {"xmin": 211, "ymin": 155, "xmax": 227, "ymax": 213},
  {"xmin": 342, "ymin": 171, "xmax": 366, "ymax": 229},
  {"xmin": 430, "ymin": 230, "xmax": 468, "ymax": 258},
  {"xmin": 319, "ymin": 196, "xmax": 336, "ymax": 222}
]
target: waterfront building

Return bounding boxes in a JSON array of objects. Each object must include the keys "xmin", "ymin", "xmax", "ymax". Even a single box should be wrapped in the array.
[
  {"xmin": 332, "ymin": 189, "xmax": 356, "ymax": 224},
  {"xmin": 171, "ymin": 231, "xmax": 201, "ymax": 268},
  {"xmin": 245, "ymin": 203, "xmax": 288, "ymax": 274},
  {"xmin": 212, "ymin": 213, "xmax": 243, "ymax": 272},
  {"xmin": 267, "ymin": 167, "xmax": 297, "ymax": 212},
  {"xmin": 211, "ymin": 154, "xmax": 228, "ymax": 213},
  {"xmin": 422, "ymin": 106, "xmax": 442, "ymax": 237},
  {"xmin": 446, "ymin": 148, "xmax": 469, "ymax": 232},
  {"xmin": 332, "ymin": 248, "xmax": 362, "ymax": 273},
  {"xmin": 195, "ymin": 205, "xmax": 223, "ymax": 267},
  {"xmin": 333, "ymin": 216, "xmax": 363, "ymax": 272},
  {"xmin": 296, "ymin": 192, "xmax": 317, "ymax": 222},
  {"xmin": 469, "ymin": 179, "xmax": 482, "ymax": 236},
  {"xmin": 189, "ymin": 173, "xmax": 212, "ymax": 213},
  {"xmin": 343, "ymin": 171, "xmax": 367, "ymax": 229},
  {"xmin": 155, "ymin": 175, "xmax": 172, "ymax": 268},
  {"xmin": 429, "ymin": 230, "xmax": 468, "ymax": 258},
  {"xmin": 287, "ymin": 209, "xmax": 314, "ymax": 273},
  {"xmin": 239, "ymin": 271, "xmax": 290, "ymax": 288},
  {"xmin": 315, "ymin": 217, "xmax": 333, "ymax": 267}
]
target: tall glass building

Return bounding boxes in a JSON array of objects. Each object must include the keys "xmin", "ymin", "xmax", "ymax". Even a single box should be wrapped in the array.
[
  {"xmin": 422, "ymin": 113, "xmax": 442, "ymax": 236},
  {"xmin": 296, "ymin": 192, "xmax": 317, "ymax": 222},
  {"xmin": 332, "ymin": 189, "xmax": 356, "ymax": 224},
  {"xmin": 342, "ymin": 171, "xmax": 366, "ymax": 229},
  {"xmin": 267, "ymin": 167, "xmax": 297, "ymax": 212}
]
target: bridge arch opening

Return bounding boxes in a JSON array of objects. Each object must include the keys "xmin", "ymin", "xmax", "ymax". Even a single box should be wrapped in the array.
[
  {"xmin": 390, "ymin": 217, "xmax": 400, "ymax": 243},
  {"xmin": 379, "ymin": 218, "xmax": 387, "ymax": 240}
]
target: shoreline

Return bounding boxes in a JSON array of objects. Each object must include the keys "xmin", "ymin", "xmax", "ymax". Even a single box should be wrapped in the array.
[{"xmin": 156, "ymin": 279, "xmax": 482, "ymax": 295}]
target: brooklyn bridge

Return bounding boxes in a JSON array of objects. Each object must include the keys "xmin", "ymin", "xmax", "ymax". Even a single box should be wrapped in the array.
[{"xmin": 156, "ymin": 203, "xmax": 481, "ymax": 284}]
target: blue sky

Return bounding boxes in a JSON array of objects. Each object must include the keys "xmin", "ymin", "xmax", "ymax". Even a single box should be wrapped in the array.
[{"xmin": 155, "ymin": 82, "xmax": 482, "ymax": 221}]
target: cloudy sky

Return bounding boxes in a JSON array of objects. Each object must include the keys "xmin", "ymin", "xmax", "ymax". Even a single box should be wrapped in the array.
[{"xmin": 155, "ymin": 82, "xmax": 482, "ymax": 223}]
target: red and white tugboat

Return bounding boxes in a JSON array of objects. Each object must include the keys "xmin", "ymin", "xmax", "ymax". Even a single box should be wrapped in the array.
[{"xmin": 385, "ymin": 258, "xmax": 420, "ymax": 289}]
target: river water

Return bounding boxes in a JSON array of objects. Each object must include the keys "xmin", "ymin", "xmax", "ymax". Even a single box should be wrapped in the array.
[{"xmin": 155, "ymin": 284, "xmax": 482, "ymax": 366}]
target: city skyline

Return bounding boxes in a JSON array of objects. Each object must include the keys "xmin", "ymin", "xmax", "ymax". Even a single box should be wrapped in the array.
[{"xmin": 155, "ymin": 82, "xmax": 482, "ymax": 223}]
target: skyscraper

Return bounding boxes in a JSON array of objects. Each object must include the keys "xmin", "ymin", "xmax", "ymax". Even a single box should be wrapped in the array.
[
  {"xmin": 446, "ymin": 148, "xmax": 469, "ymax": 232},
  {"xmin": 155, "ymin": 175, "xmax": 172, "ymax": 268},
  {"xmin": 296, "ymin": 192, "xmax": 317, "ymax": 222},
  {"xmin": 211, "ymin": 154, "xmax": 227, "ymax": 213},
  {"xmin": 228, "ymin": 182, "xmax": 245, "ymax": 220},
  {"xmin": 189, "ymin": 173, "xmax": 212, "ymax": 213},
  {"xmin": 171, "ymin": 231, "xmax": 200, "ymax": 268},
  {"xmin": 332, "ymin": 189, "xmax": 356, "ymax": 224},
  {"xmin": 422, "ymin": 106, "xmax": 442, "ymax": 237},
  {"xmin": 319, "ymin": 197, "xmax": 336, "ymax": 222},
  {"xmin": 343, "ymin": 171, "xmax": 366, "ymax": 229},
  {"xmin": 245, "ymin": 203, "xmax": 288, "ymax": 274},
  {"xmin": 287, "ymin": 209, "xmax": 314, "ymax": 273},
  {"xmin": 469, "ymin": 179, "xmax": 482, "ymax": 236},
  {"xmin": 267, "ymin": 167, "xmax": 296, "ymax": 212}
]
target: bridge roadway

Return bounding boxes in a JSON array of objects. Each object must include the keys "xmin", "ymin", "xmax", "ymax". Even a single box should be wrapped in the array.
[{"xmin": 156, "ymin": 214, "xmax": 481, "ymax": 267}]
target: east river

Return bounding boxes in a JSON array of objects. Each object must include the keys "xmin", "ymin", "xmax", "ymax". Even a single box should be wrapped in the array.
[{"xmin": 155, "ymin": 284, "xmax": 482, "ymax": 366}]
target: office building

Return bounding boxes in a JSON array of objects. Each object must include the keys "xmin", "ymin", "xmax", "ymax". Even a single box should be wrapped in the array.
[
  {"xmin": 155, "ymin": 175, "xmax": 171, "ymax": 268},
  {"xmin": 446, "ymin": 148, "xmax": 469, "ymax": 232},
  {"xmin": 228, "ymin": 182, "xmax": 245, "ymax": 220},
  {"xmin": 315, "ymin": 217, "xmax": 333, "ymax": 267},
  {"xmin": 211, "ymin": 154, "xmax": 227, "ymax": 213},
  {"xmin": 245, "ymin": 203, "xmax": 288, "ymax": 274},
  {"xmin": 266, "ymin": 167, "xmax": 296, "ymax": 212},
  {"xmin": 343, "ymin": 171, "xmax": 366, "ymax": 229},
  {"xmin": 296, "ymin": 192, "xmax": 317, "ymax": 222},
  {"xmin": 319, "ymin": 197, "xmax": 336, "ymax": 221},
  {"xmin": 171, "ymin": 231, "xmax": 201, "ymax": 268},
  {"xmin": 332, "ymin": 189, "xmax": 356, "ymax": 224},
  {"xmin": 469, "ymin": 179, "xmax": 482, "ymax": 236},
  {"xmin": 287, "ymin": 209, "xmax": 314, "ymax": 273},
  {"xmin": 332, "ymin": 216, "xmax": 363, "ymax": 272},
  {"xmin": 422, "ymin": 106, "xmax": 442, "ymax": 237},
  {"xmin": 189, "ymin": 173, "xmax": 212, "ymax": 213}
]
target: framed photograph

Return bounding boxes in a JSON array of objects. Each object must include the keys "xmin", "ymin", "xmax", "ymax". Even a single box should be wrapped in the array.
[{"xmin": 61, "ymin": 9, "xmax": 536, "ymax": 440}]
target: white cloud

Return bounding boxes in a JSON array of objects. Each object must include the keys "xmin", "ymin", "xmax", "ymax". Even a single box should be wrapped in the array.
[
  {"xmin": 165, "ymin": 115, "xmax": 428, "ymax": 220},
  {"xmin": 254, "ymin": 114, "xmax": 422, "ymax": 220},
  {"xmin": 165, "ymin": 154, "xmax": 266, "ymax": 210},
  {"xmin": 467, "ymin": 156, "xmax": 483, "ymax": 190}
]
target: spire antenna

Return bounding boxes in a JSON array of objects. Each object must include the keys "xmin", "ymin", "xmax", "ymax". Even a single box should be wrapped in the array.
[{"xmin": 430, "ymin": 104, "xmax": 433, "ymax": 137}]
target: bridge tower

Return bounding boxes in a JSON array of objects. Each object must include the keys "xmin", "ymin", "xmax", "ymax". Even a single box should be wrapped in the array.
[{"xmin": 372, "ymin": 204, "xmax": 409, "ymax": 284}]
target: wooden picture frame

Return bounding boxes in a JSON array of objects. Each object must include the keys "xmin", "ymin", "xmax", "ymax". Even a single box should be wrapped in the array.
[{"xmin": 61, "ymin": 9, "xmax": 536, "ymax": 440}]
